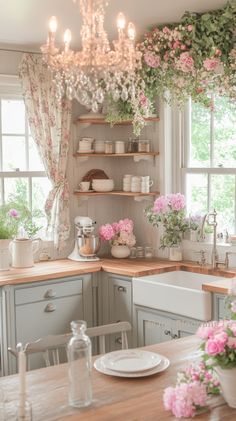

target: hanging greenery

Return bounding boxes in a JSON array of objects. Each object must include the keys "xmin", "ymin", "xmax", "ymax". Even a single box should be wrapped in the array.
[{"xmin": 105, "ymin": 1, "xmax": 236, "ymax": 134}]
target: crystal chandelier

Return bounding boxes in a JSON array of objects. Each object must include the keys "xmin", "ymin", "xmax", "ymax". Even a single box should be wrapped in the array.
[{"xmin": 41, "ymin": 0, "xmax": 141, "ymax": 112}]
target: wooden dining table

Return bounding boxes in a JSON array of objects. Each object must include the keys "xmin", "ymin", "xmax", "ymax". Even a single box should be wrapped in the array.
[{"xmin": 1, "ymin": 335, "xmax": 236, "ymax": 421}]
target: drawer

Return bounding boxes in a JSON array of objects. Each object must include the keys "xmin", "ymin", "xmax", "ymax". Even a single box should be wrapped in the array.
[
  {"xmin": 15, "ymin": 278, "xmax": 83, "ymax": 305},
  {"xmin": 15, "ymin": 294, "xmax": 83, "ymax": 370}
]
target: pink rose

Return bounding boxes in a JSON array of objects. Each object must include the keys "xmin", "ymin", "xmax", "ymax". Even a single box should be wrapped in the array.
[
  {"xmin": 178, "ymin": 52, "xmax": 194, "ymax": 72},
  {"xmin": 205, "ymin": 339, "xmax": 225, "ymax": 356},
  {"xmin": 144, "ymin": 52, "xmax": 160, "ymax": 68},
  {"xmin": 203, "ymin": 58, "xmax": 220, "ymax": 71}
]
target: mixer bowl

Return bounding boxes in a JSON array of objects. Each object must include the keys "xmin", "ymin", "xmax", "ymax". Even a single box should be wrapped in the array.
[{"xmin": 77, "ymin": 235, "xmax": 100, "ymax": 257}]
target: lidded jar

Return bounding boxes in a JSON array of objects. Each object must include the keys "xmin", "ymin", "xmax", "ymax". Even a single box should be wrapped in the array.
[{"xmin": 68, "ymin": 320, "xmax": 92, "ymax": 408}]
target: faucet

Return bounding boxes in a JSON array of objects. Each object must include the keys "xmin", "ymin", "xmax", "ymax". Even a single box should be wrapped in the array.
[{"xmin": 200, "ymin": 209, "xmax": 218, "ymax": 269}]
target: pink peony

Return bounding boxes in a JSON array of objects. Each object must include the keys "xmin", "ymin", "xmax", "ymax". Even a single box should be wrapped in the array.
[
  {"xmin": 163, "ymin": 382, "xmax": 207, "ymax": 418},
  {"xmin": 203, "ymin": 58, "xmax": 220, "ymax": 71},
  {"xmin": 99, "ymin": 224, "xmax": 114, "ymax": 242},
  {"xmin": 153, "ymin": 196, "xmax": 169, "ymax": 213},
  {"xmin": 168, "ymin": 193, "xmax": 185, "ymax": 211},
  {"xmin": 178, "ymin": 52, "xmax": 194, "ymax": 73},
  {"xmin": 144, "ymin": 52, "xmax": 160, "ymax": 68}
]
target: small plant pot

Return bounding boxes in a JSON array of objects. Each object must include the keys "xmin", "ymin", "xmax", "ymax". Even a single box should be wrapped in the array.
[
  {"xmin": 215, "ymin": 366, "xmax": 236, "ymax": 408},
  {"xmin": 169, "ymin": 245, "xmax": 182, "ymax": 261}
]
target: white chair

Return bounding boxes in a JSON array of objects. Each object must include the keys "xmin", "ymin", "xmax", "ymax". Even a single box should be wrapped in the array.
[{"xmin": 8, "ymin": 321, "xmax": 132, "ymax": 369}]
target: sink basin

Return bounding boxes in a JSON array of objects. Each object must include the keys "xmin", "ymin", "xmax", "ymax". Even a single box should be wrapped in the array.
[{"xmin": 133, "ymin": 271, "xmax": 226, "ymax": 321}]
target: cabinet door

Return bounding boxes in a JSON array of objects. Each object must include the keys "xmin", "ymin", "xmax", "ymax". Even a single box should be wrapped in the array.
[
  {"xmin": 174, "ymin": 317, "xmax": 201, "ymax": 339},
  {"xmin": 136, "ymin": 307, "xmax": 173, "ymax": 347},
  {"xmin": 213, "ymin": 293, "xmax": 230, "ymax": 320},
  {"xmin": 15, "ymin": 294, "xmax": 83, "ymax": 370},
  {"xmin": 108, "ymin": 276, "xmax": 132, "ymax": 350}
]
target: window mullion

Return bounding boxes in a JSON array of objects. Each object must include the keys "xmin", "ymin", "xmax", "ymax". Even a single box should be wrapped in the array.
[{"xmin": 210, "ymin": 95, "xmax": 214, "ymax": 167}]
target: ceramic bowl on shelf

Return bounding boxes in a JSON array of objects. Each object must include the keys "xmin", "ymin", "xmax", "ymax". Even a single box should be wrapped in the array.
[{"xmin": 92, "ymin": 179, "xmax": 114, "ymax": 192}]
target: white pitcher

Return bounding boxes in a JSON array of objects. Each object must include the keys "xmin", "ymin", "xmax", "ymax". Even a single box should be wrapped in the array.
[{"xmin": 9, "ymin": 238, "xmax": 41, "ymax": 268}]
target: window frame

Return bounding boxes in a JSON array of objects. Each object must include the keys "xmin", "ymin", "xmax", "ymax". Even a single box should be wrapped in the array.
[
  {"xmin": 0, "ymin": 74, "xmax": 47, "ymax": 209},
  {"xmin": 180, "ymin": 98, "xmax": 236, "ymax": 232}
]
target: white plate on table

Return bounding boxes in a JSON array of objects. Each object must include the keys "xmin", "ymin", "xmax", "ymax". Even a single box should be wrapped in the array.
[
  {"xmin": 100, "ymin": 349, "xmax": 162, "ymax": 373},
  {"xmin": 94, "ymin": 353, "xmax": 170, "ymax": 378}
]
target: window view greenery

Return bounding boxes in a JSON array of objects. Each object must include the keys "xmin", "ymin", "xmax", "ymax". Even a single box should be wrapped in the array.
[
  {"xmin": 0, "ymin": 98, "xmax": 51, "ymax": 236},
  {"xmin": 186, "ymin": 96, "xmax": 236, "ymax": 234}
]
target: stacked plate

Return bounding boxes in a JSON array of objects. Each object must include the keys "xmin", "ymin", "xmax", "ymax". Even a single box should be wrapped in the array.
[{"xmin": 94, "ymin": 349, "xmax": 170, "ymax": 378}]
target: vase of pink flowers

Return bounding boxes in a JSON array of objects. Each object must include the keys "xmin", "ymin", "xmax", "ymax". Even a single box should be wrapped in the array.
[
  {"xmin": 99, "ymin": 218, "xmax": 136, "ymax": 259},
  {"xmin": 197, "ymin": 319, "xmax": 236, "ymax": 408},
  {"xmin": 145, "ymin": 193, "xmax": 188, "ymax": 261}
]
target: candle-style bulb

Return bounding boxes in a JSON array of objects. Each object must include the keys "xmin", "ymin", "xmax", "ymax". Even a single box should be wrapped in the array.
[
  {"xmin": 127, "ymin": 22, "xmax": 136, "ymax": 40},
  {"xmin": 49, "ymin": 16, "xmax": 57, "ymax": 33},
  {"xmin": 64, "ymin": 29, "xmax": 72, "ymax": 44},
  {"xmin": 117, "ymin": 12, "xmax": 126, "ymax": 30}
]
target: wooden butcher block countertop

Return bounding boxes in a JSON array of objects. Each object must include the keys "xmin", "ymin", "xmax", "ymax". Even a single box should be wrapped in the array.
[{"xmin": 0, "ymin": 258, "xmax": 235, "ymax": 294}]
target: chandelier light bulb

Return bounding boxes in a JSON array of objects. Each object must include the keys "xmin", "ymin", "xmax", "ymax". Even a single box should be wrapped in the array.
[
  {"xmin": 64, "ymin": 29, "xmax": 72, "ymax": 44},
  {"xmin": 117, "ymin": 12, "xmax": 126, "ymax": 30},
  {"xmin": 127, "ymin": 22, "xmax": 136, "ymax": 40},
  {"xmin": 49, "ymin": 16, "xmax": 58, "ymax": 34}
]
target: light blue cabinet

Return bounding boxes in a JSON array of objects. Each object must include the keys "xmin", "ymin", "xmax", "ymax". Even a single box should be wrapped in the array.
[
  {"xmin": 213, "ymin": 293, "xmax": 231, "ymax": 320},
  {"xmin": 135, "ymin": 305, "xmax": 202, "ymax": 347},
  {"xmin": 1, "ymin": 274, "xmax": 93, "ymax": 375},
  {"xmin": 99, "ymin": 273, "xmax": 132, "ymax": 350}
]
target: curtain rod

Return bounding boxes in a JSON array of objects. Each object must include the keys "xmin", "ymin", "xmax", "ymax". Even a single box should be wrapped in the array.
[{"xmin": 0, "ymin": 48, "xmax": 41, "ymax": 55}]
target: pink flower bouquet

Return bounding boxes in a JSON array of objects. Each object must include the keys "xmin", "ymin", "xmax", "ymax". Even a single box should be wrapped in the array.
[
  {"xmin": 197, "ymin": 320, "xmax": 236, "ymax": 368},
  {"xmin": 99, "ymin": 218, "xmax": 136, "ymax": 248},
  {"xmin": 145, "ymin": 193, "xmax": 188, "ymax": 249}
]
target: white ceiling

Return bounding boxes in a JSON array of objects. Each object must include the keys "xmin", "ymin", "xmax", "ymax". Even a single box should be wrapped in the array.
[{"xmin": 0, "ymin": 0, "xmax": 228, "ymax": 51}]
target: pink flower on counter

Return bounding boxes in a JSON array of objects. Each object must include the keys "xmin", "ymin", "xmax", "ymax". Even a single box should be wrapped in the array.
[
  {"xmin": 203, "ymin": 58, "xmax": 220, "ymax": 71},
  {"xmin": 99, "ymin": 219, "xmax": 136, "ymax": 247},
  {"xmin": 196, "ymin": 325, "xmax": 215, "ymax": 340},
  {"xmin": 167, "ymin": 193, "xmax": 185, "ymax": 211},
  {"xmin": 178, "ymin": 52, "xmax": 194, "ymax": 73},
  {"xmin": 144, "ymin": 52, "xmax": 160, "ymax": 68},
  {"xmin": 99, "ymin": 224, "xmax": 114, "ymax": 241},
  {"xmin": 205, "ymin": 338, "xmax": 225, "ymax": 356}
]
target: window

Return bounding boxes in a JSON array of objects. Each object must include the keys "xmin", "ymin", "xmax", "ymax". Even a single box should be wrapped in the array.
[
  {"xmin": 0, "ymin": 77, "xmax": 51, "ymax": 234},
  {"xmin": 182, "ymin": 96, "xmax": 236, "ymax": 234}
]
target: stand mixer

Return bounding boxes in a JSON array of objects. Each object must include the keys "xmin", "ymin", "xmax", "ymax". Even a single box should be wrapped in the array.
[{"xmin": 68, "ymin": 216, "xmax": 100, "ymax": 262}]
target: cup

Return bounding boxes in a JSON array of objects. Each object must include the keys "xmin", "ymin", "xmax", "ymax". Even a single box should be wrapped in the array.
[
  {"xmin": 115, "ymin": 141, "xmax": 125, "ymax": 154},
  {"xmin": 79, "ymin": 181, "xmax": 90, "ymax": 191}
]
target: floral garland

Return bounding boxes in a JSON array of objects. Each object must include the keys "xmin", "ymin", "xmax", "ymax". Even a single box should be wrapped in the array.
[{"xmin": 105, "ymin": 1, "xmax": 236, "ymax": 134}]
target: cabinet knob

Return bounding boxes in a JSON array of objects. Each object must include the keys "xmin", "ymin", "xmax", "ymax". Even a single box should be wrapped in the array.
[
  {"xmin": 164, "ymin": 329, "xmax": 171, "ymax": 336},
  {"xmin": 117, "ymin": 286, "xmax": 126, "ymax": 292},
  {"xmin": 44, "ymin": 303, "xmax": 56, "ymax": 313},
  {"xmin": 44, "ymin": 289, "xmax": 56, "ymax": 299}
]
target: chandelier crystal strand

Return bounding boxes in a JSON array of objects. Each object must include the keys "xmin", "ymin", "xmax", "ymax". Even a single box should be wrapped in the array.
[{"xmin": 41, "ymin": 0, "xmax": 141, "ymax": 111}]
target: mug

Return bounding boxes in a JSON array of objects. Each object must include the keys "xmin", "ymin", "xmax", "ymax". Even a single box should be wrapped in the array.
[
  {"xmin": 79, "ymin": 181, "xmax": 90, "ymax": 191},
  {"xmin": 9, "ymin": 238, "xmax": 41, "ymax": 268}
]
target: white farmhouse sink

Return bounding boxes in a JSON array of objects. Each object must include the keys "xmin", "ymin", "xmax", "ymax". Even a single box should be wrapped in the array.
[{"xmin": 133, "ymin": 271, "xmax": 226, "ymax": 321}]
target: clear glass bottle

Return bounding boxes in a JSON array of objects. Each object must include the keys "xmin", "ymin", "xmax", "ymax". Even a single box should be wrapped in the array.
[{"xmin": 68, "ymin": 320, "xmax": 92, "ymax": 408}]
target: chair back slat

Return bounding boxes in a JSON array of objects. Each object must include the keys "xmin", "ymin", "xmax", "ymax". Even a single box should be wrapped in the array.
[{"xmin": 8, "ymin": 321, "xmax": 132, "ymax": 368}]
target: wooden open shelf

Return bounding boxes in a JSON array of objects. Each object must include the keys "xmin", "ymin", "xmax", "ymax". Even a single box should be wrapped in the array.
[
  {"xmin": 73, "ymin": 151, "xmax": 159, "ymax": 158},
  {"xmin": 75, "ymin": 116, "xmax": 160, "ymax": 125},
  {"xmin": 74, "ymin": 190, "xmax": 159, "ymax": 197}
]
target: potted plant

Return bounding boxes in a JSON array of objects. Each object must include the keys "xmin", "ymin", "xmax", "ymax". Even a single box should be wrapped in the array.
[
  {"xmin": 99, "ymin": 218, "xmax": 136, "ymax": 258},
  {"xmin": 145, "ymin": 193, "xmax": 188, "ymax": 261},
  {"xmin": 0, "ymin": 202, "xmax": 42, "ymax": 270},
  {"xmin": 186, "ymin": 214, "xmax": 202, "ymax": 241}
]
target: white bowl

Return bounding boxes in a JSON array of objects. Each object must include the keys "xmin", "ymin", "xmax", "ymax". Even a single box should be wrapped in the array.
[{"xmin": 92, "ymin": 179, "xmax": 114, "ymax": 192}]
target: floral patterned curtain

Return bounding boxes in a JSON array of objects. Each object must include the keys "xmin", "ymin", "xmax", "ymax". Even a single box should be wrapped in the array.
[{"xmin": 19, "ymin": 53, "xmax": 72, "ymax": 250}]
